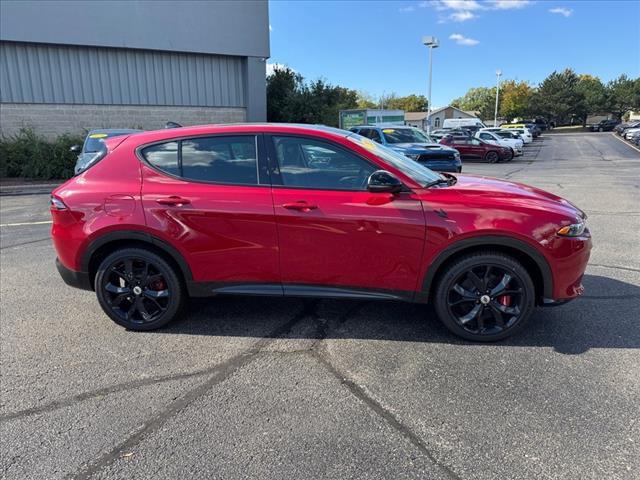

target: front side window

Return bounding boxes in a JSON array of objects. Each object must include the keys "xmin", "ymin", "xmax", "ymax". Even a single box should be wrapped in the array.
[
  {"xmin": 346, "ymin": 133, "xmax": 441, "ymax": 187},
  {"xmin": 271, "ymin": 136, "xmax": 376, "ymax": 190}
]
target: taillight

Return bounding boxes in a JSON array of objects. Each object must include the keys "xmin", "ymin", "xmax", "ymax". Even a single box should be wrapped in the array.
[{"xmin": 50, "ymin": 196, "xmax": 68, "ymax": 210}]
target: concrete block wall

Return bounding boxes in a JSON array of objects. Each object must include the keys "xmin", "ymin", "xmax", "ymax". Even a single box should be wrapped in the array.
[{"xmin": 0, "ymin": 103, "xmax": 246, "ymax": 139}]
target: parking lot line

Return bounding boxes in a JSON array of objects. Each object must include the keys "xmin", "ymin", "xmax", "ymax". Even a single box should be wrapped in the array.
[
  {"xmin": 610, "ymin": 132, "xmax": 640, "ymax": 154},
  {"xmin": 0, "ymin": 220, "xmax": 52, "ymax": 227}
]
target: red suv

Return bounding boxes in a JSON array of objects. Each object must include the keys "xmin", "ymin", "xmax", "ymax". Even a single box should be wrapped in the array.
[
  {"xmin": 440, "ymin": 135, "xmax": 513, "ymax": 163},
  {"xmin": 51, "ymin": 124, "xmax": 591, "ymax": 341}
]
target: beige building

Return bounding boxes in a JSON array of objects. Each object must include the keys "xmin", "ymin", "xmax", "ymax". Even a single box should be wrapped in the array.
[{"xmin": 404, "ymin": 106, "xmax": 478, "ymax": 130}]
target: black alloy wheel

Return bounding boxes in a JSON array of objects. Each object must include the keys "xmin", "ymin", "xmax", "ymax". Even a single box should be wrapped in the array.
[
  {"xmin": 95, "ymin": 248, "xmax": 183, "ymax": 330},
  {"xmin": 485, "ymin": 151, "xmax": 499, "ymax": 163},
  {"xmin": 433, "ymin": 252, "xmax": 535, "ymax": 341}
]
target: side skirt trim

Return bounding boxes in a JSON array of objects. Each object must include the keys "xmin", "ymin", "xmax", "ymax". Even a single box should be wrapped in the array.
[{"xmin": 187, "ymin": 282, "xmax": 419, "ymax": 303}]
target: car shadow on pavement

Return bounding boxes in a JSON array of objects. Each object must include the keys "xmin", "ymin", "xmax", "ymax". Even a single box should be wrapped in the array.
[{"xmin": 161, "ymin": 274, "xmax": 639, "ymax": 355}]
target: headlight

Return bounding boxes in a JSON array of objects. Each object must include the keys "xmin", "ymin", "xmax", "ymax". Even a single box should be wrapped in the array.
[
  {"xmin": 454, "ymin": 151, "xmax": 460, "ymax": 159},
  {"xmin": 406, "ymin": 154, "xmax": 421, "ymax": 161},
  {"xmin": 557, "ymin": 221, "xmax": 587, "ymax": 237}
]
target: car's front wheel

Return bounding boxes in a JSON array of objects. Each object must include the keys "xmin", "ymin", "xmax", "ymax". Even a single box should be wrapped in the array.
[
  {"xmin": 95, "ymin": 248, "xmax": 184, "ymax": 330},
  {"xmin": 433, "ymin": 252, "xmax": 535, "ymax": 341}
]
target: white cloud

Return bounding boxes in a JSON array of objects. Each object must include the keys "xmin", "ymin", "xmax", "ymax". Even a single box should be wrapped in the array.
[
  {"xmin": 451, "ymin": 10, "xmax": 476, "ymax": 21},
  {"xmin": 487, "ymin": 0, "xmax": 531, "ymax": 9},
  {"xmin": 422, "ymin": 0, "xmax": 532, "ymax": 22},
  {"xmin": 266, "ymin": 63, "xmax": 295, "ymax": 76},
  {"xmin": 449, "ymin": 33, "xmax": 480, "ymax": 46},
  {"xmin": 549, "ymin": 7, "xmax": 573, "ymax": 17},
  {"xmin": 399, "ymin": 5, "xmax": 416, "ymax": 12},
  {"xmin": 439, "ymin": 0, "xmax": 483, "ymax": 10}
]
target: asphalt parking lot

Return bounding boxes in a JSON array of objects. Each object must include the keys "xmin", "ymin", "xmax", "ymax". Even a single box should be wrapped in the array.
[{"xmin": 1, "ymin": 132, "xmax": 639, "ymax": 480}]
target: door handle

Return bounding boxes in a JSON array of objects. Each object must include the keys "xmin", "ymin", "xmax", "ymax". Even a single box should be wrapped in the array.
[
  {"xmin": 282, "ymin": 201, "xmax": 318, "ymax": 212},
  {"xmin": 156, "ymin": 196, "xmax": 191, "ymax": 206}
]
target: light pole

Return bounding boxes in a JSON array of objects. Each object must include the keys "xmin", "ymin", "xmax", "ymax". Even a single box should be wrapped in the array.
[
  {"xmin": 494, "ymin": 69, "xmax": 502, "ymax": 127},
  {"xmin": 422, "ymin": 36, "xmax": 439, "ymax": 134}
]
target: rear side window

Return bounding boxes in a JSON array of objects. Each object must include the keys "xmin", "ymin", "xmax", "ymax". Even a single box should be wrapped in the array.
[
  {"xmin": 142, "ymin": 136, "xmax": 259, "ymax": 185},
  {"xmin": 143, "ymin": 141, "xmax": 179, "ymax": 176},
  {"xmin": 181, "ymin": 136, "xmax": 258, "ymax": 184}
]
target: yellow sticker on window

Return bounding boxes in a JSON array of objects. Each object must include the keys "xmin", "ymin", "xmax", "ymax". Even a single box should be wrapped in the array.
[
  {"xmin": 89, "ymin": 133, "xmax": 108, "ymax": 138},
  {"xmin": 359, "ymin": 138, "xmax": 378, "ymax": 151},
  {"xmin": 382, "ymin": 129, "xmax": 395, "ymax": 134}
]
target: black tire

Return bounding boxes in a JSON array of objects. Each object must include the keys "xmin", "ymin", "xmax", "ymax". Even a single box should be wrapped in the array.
[
  {"xmin": 506, "ymin": 148, "xmax": 514, "ymax": 162},
  {"xmin": 485, "ymin": 151, "xmax": 499, "ymax": 163},
  {"xmin": 598, "ymin": 127, "xmax": 603, "ymax": 132},
  {"xmin": 433, "ymin": 251, "xmax": 535, "ymax": 342},
  {"xmin": 95, "ymin": 247, "xmax": 184, "ymax": 331}
]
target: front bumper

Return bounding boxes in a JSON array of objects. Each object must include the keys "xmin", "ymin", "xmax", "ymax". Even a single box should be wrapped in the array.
[{"xmin": 56, "ymin": 258, "xmax": 93, "ymax": 291}]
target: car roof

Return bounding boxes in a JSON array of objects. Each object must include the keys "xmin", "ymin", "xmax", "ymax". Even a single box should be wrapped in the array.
[
  {"xmin": 88, "ymin": 128, "xmax": 142, "ymax": 135},
  {"xmin": 122, "ymin": 123, "xmax": 354, "ymax": 145}
]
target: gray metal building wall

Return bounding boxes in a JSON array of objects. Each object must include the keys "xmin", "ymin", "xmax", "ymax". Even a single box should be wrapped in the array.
[
  {"xmin": 1, "ymin": 42, "xmax": 246, "ymax": 107},
  {"xmin": 0, "ymin": 0, "xmax": 269, "ymax": 137}
]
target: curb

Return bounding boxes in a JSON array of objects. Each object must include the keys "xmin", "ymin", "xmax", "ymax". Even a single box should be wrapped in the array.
[{"xmin": 0, "ymin": 183, "xmax": 61, "ymax": 196}]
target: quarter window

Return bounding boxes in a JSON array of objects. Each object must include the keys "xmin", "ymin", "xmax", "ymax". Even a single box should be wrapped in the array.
[
  {"xmin": 142, "ymin": 141, "xmax": 179, "ymax": 176},
  {"xmin": 271, "ymin": 136, "xmax": 376, "ymax": 190}
]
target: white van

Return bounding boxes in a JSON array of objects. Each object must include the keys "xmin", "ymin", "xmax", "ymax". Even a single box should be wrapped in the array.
[{"xmin": 442, "ymin": 118, "xmax": 486, "ymax": 131}]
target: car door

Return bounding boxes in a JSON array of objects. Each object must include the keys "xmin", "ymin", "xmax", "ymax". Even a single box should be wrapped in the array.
[
  {"xmin": 140, "ymin": 134, "xmax": 281, "ymax": 288},
  {"xmin": 266, "ymin": 134, "xmax": 426, "ymax": 298}
]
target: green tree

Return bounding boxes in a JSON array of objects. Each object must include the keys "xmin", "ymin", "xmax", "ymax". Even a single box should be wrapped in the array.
[
  {"xmin": 531, "ymin": 69, "xmax": 585, "ymax": 125},
  {"xmin": 607, "ymin": 74, "xmax": 640, "ymax": 120},
  {"xmin": 499, "ymin": 81, "xmax": 534, "ymax": 121},
  {"xmin": 451, "ymin": 86, "xmax": 496, "ymax": 121},
  {"xmin": 386, "ymin": 94, "xmax": 428, "ymax": 112},
  {"xmin": 576, "ymin": 75, "xmax": 608, "ymax": 125},
  {"xmin": 356, "ymin": 91, "xmax": 378, "ymax": 109},
  {"xmin": 266, "ymin": 66, "xmax": 304, "ymax": 123},
  {"xmin": 266, "ymin": 67, "xmax": 358, "ymax": 127}
]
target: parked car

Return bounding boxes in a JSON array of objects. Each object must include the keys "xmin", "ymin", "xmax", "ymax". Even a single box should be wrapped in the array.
[
  {"xmin": 349, "ymin": 125, "xmax": 462, "ymax": 172},
  {"xmin": 615, "ymin": 121, "xmax": 640, "ymax": 135},
  {"xmin": 442, "ymin": 118, "xmax": 486, "ymax": 132},
  {"xmin": 51, "ymin": 123, "xmax": 591, "ymax": 342},
  {"xmin": 624, "ymin": 127, "xmax": 640, "ymax": 140},
  {"xmin": 475, "ymin": 130, "xmax": 523, "ymax": 156},
  {"xmin": 500, "ymin": 126, "xmax": 533, "ymax": 144},
  {"xmin": 502, "ymin": 123, "xmax": 539, "ymax": 139},
  {"xmin": 534, "ymin": 118, "xmax": 550, "ymax": 131},
  {"xmin": 589, "ymin": 119, "xmax": 620, "ymax": 132},
  {"xmin": 628, "ymin": 130, "xmax": 640, "ymax": 146},
  {"xmin": 71, "ymin": 129, "xmax": 141, "ymax": 175},
  {"xmin": 439, "ymin": 136, "xmax": 513, "ymax": 163}
]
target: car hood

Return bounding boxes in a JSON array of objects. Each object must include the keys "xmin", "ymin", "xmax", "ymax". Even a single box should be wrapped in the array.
[
  {"xmin": 389, "ymin": 143, "xmax": 457, "ymax": 153},
  {"xmin": 437, "ymin": 174, "xmax": 586, "ymax": 219}
]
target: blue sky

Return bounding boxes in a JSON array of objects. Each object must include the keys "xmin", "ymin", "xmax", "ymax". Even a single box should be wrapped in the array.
[{"xmin": 268, "ymin": 0, "xmax": 640, "ymax": 107}]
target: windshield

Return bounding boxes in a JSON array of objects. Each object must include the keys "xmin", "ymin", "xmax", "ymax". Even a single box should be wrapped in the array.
[
  {"xmin": 346, "ymin": 133, "xmax": 441, "ymax": 187},
  {"xmin": 380, "ymin": 127, "xmax": 432, "ymax": 144}
]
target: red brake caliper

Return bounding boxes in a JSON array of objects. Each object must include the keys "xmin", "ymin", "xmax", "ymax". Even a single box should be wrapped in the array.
[{"xmin": 498, "ymin": 295, "xmax": 512, "ymax": 306}]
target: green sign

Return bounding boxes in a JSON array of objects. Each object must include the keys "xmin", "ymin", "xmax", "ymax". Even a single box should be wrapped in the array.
[{"xmin": 340, "ymin": 111, "xmax": 365, "ymax": 130}]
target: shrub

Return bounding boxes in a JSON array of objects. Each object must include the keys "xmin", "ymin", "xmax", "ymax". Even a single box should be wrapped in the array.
[{"xmin": 0, "ymin": 128, "xmax": 84, "ymax": 180}]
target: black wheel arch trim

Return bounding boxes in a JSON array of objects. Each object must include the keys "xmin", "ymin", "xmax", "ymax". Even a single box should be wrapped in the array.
[
  {"xmin": 81, "ymin": 230, "xmax": 194, "ymax": 284},
  {"xmin": 421, "ymin": 235, "xmax": 553, "ymax": 302}
]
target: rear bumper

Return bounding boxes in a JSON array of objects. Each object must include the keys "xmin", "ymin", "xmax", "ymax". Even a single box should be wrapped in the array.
[{"xmin": 56, "ymin": 258, "xmax": 93, "ymax": 291}]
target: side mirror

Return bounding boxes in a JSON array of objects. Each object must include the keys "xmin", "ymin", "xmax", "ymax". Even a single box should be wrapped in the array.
[
  {"xmin": 69, "ymin": 144, "xmax": 82, "ymax": 153},
  {"xmin": 367, "ymin": 170, "xmax": 404, "ymax": 194}
]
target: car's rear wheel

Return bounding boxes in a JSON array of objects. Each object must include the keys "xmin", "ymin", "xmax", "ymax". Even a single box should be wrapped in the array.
[
  {"xmin": 598, "ymin": 127, "xmax": 603, "ymax": 132},
  {"xmin": 433, "ymin": 252, "xmax": 535, "ymax": 341},
  {"xmin": 95, "ymin": 248, "xmax": 184, "ymax": 330},
  {"xmin": 485, "ymin": 151, "xmax": 499, "ymax": 163}
]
